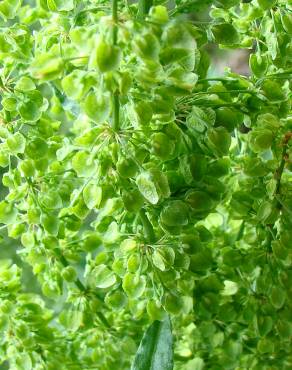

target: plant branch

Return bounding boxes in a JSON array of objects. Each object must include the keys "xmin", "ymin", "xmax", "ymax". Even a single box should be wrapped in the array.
[
  {"xmin": 58, "ymin": 253, "xmax": 111, "ymax": 329},
  {"xmin": 274, "ymin": 132, "xmax": 292, "ymax": 207}
]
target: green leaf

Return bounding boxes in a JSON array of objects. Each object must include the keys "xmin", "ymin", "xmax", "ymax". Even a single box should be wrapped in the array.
[
  {"xmin": 131, "ymin": 317, "xmax": 173, "ymax": 370},
  {"xmin": 83, "ymin": 183, "xmax": 102, "ymax": 209},
  {"xmin": 136, "ymin": 172, "xmax": 160, "ymax": 205},
  {"xmin": 160, "ymin": 201, "xmax": 189, "ymax": 227},
  {"xmin": 123, "ymin": 273, "xmax": 146, "ymax": 298},
  {"xmin": 152, "ymin": 247, "xmax": 175, "ymax": 271},
  {"xmin": 7, "ymin": 133, "xmax": 26, "ymax": 154},
  {"xmin": 0, "ymin": 201, "xmax": 18, "ymax": 224},
  {"xmin": 92, "ymin": 264, "xmax": 116, "ymax": 289},
  {"xmin": 94, "ymin": 40, "xmax": 121, "ymax": 72},
  {"xmin": 72, "ymin": 151, "xmax": 97, "ymax": 177},
  {"xmin": 30, "ymin": 54, "xmax": 63, "ymax": 81},
  {"xmin": 211, "ymin": 24, "xmax": 240, "ymax": 45},
  {"xmin": 0, "ymin": 0, "xmax": 21, "ymax": 20},
  {"xmin": 82, "ymin": 91, "xmax": 111, "ymax": 123},
  {"xmin": 15, "ymin": 77, "xmax": 36, "ymax": 92}
]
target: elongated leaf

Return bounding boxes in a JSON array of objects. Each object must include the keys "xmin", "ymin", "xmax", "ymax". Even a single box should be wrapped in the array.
[{"xmin": 131, "ymin": 317, "xmax": 173, "ymax": 370}]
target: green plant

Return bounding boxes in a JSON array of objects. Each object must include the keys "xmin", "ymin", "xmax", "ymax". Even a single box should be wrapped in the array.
[{"xmin": 0, "ymin": 0, "xmax": 291, "ymax": 369}]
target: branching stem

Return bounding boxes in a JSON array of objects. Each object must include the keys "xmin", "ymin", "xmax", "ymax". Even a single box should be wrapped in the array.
[{"xmin": 58, "ymin": 253, "xmax": 111, "ymax": 328}]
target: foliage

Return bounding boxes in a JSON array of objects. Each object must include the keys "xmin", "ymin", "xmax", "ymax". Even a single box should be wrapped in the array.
[{"xmin": 0, "ymin": 0, "xmax": 291, "ymax": 369}]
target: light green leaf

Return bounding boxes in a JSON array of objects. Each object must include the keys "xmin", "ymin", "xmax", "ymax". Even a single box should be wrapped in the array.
[
  {"xmin": 82, "ymin": 91, "xmax": 111, "ymax": 124},
  {"xmin": 83, "ymin": 183, "xmax": 102, "ymax": 209},
  {"xmin": 221, "ymin": 280, "xmax": 238, "ymax": 296},
  {"xmin": 136, "ymin": 172, "xmax": 160, "ymax": 205},
  {"xmin": 7, "ymin": 133, "xmax": 26, "ymax": 154},
  {"xmin": 0, "ymin": 201, "xmax": 18, "ymax": 224},
  {"xmin": 15, "ymin": 77, "xmax": 36, "ymax": 92},
  {"xmin": 72, "ymin": 151, "xmax": 97, "ymax": 177},
  {"xmin": 93, "ymin": 264, "xmax": 116, "ymax": 288}
]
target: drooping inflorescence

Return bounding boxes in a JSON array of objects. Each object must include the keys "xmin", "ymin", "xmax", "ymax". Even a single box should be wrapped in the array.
[{"xmin": 0, "ymin": 0, "xmax": 291, "ymax": 369}]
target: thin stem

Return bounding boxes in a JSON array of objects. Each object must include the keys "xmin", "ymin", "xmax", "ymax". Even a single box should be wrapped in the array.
[
  {"xmin": 112, "ymin": 0, "xmax": 120, "ymax": 131},
  {"xmin": 138, "ymin": 0, "xmax": 153, "ymax": 17},
  {"xmin": 274, "ymin": 132, "xmax": 291, "ymax": 203},
  {"xmin": 198, "ymin": 77, "xmax": 239, "ymax": 83},
  {"xmin": 139, "ymin": 209, "xmax": 156, "ymax": 243},
  {"xmin": 113, "ymin": 93, "xmax": 120, "ymax": 131},
  {"xmin": 112, "ymin": 0, "xmax": 118, "ymax": 45},
  {"xmin": 236, "ymin": 221, "xmax": 245, "ymax": 242}
]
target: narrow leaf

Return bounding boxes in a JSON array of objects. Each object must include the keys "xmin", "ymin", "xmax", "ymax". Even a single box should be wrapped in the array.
[{"xmin": 131, "ymin": 317, "xmax": 173, "ymax": 370}]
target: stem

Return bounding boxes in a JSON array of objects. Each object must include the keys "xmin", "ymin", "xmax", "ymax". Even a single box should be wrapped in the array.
[
  {"xmin": 112, "ymin": 0, "xmax": 118, "ymax": 45},
  {"xmin": 112, "ymin": 0, "xmax": 120, "ymax": 131},
  {"xmin": 139, "ymin": 209, "xmax": 156, "ymax": 243},
  {"xmin": 113, "ymin": 93, "xmax": 120, "ymax": 131},
  {"xmin": 236, "ymin": 221, "xmax": 245, "ymax": 242},
  {"xmin": 138, "ymin": 0, "xmax": 153, "ymax": 17},
  {"xmin": 274, "ymin": 132, "xmax": 291, "ymax": 204}
]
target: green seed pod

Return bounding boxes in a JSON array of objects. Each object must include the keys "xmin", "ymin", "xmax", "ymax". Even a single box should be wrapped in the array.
[
  {"xmin": 19, "ymin": 159, "xmax": 35, "ymax": 178},
  {"xmin": 146, "ymin": 299, "xmax": 166, "ymax": 321},
  {"xmin": 151, "ymin": 132, "xmax": 175, "ymax": 160},
  {"xmin": 164, "ymin": 293, "xmax": 184, "ymax": 315},
  {"xmin": 105, "ymin": 291, "xmax": 127, "ymax": 310},
  {"xmin": 122, "ymin": 189, "xmax": 144, "ymax": 213},
  {"xmin": 215, "ymin": 107, "xmax": 244, "ymax": 132},
  {"xmin": 117, "ymin": 157, "xmax": 138, "ymax": 178},
  {"xmin": 62, "ymin": 266, "xmax": 77, "ymax": 282},
  {"xmin": 206, "ymin": 126, "xmax": 231, "ymax": 157},
  {"xmin": 95, "ymin": 40, "xmax": 121, "ymax": 72},
  {"xmin": 185, "ymin": 190, "xmax": 214, "ymax": 214},
  {"xmin": 160, "ymin": 200, "xmax": 189, "ymax": 227}
]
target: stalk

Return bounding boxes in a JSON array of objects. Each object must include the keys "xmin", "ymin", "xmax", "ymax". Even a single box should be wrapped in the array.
[
  {"xmin": 138, "ymin": 0, "xmax": 153, "ymax": 17},
  {"xmin": 274, "ymin": 132, "xmax": 292, "ymax": 206},
  {"xmin": 112, "ymin": 0, "xmax": 118, "ymax": 45},
  {"xmin": 112, "ymin": 0, "xmax": 120, "ymax": 131}
]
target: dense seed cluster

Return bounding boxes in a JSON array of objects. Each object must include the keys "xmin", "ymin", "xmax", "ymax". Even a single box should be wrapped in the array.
[{"xmin": 0, "ymin": 1, "xmax": 291, "ymax": 369}]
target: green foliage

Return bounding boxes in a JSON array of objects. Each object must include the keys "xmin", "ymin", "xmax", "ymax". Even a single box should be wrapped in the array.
[{"xmin": 0, "ymin": 0, "xmax": 291, "ymax": 369}]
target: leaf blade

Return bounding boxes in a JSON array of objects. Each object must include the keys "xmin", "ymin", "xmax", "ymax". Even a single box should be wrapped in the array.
[{"xmin": 131, "ymin": 317, "xmax": 173, "ymax": 370}]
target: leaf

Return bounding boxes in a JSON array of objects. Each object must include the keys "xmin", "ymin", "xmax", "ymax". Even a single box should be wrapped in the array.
[
  {"xmin": 0, "ymin": 201, "xmax": 18, "ymax": 224},
  {"xmin": 72, "ymin": 151, "xmax": 97, "ymax": 177},
  {"xmin": 221, "ymin": 280, "xmax": 238, "ymax": 296},
  {"xmin": 122, "ymin": 273, "xmax": 146, "ymax": 298},
  {"xmin": 0, "ymin": 0, "xmax": 21, "ymax": 20},
  {"xmin": 61, "ymin": 70, "xmax": 86, "ymax": 100},
  {"xmin": 83, "ymin": 183, "xmax": 102, "ymax": 209},
  {"xmin": 93, "ymin": 264, "xmax": 116, "ymax": 289},
  {"xmin": 185, "ymin": 358, "xmax": 205, "ymax": 370},
  {"xmin": 186, "ymin": 106, "xmax": 215, "ymax": 133},
  {"xmin": 82, "ymin": 91, "xmax": 111, "ymax": 124},
  {"xmin": 136, "ymin": 172, "xmax": 160, "ymax": 204},
  {"xmin": 131, "ymin": 317, "xmax": 173, "ymax": 370},
  {"xmin": 15, "ymin": 77, "xmax": 36, "ymax": 92},
  {"xmin": 6, "ymin": 133, "xmax": 26, "ymax": 154},
  {"xmin": 211, "ymin": 24, "xmax": 240, "ymax": 45}
]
